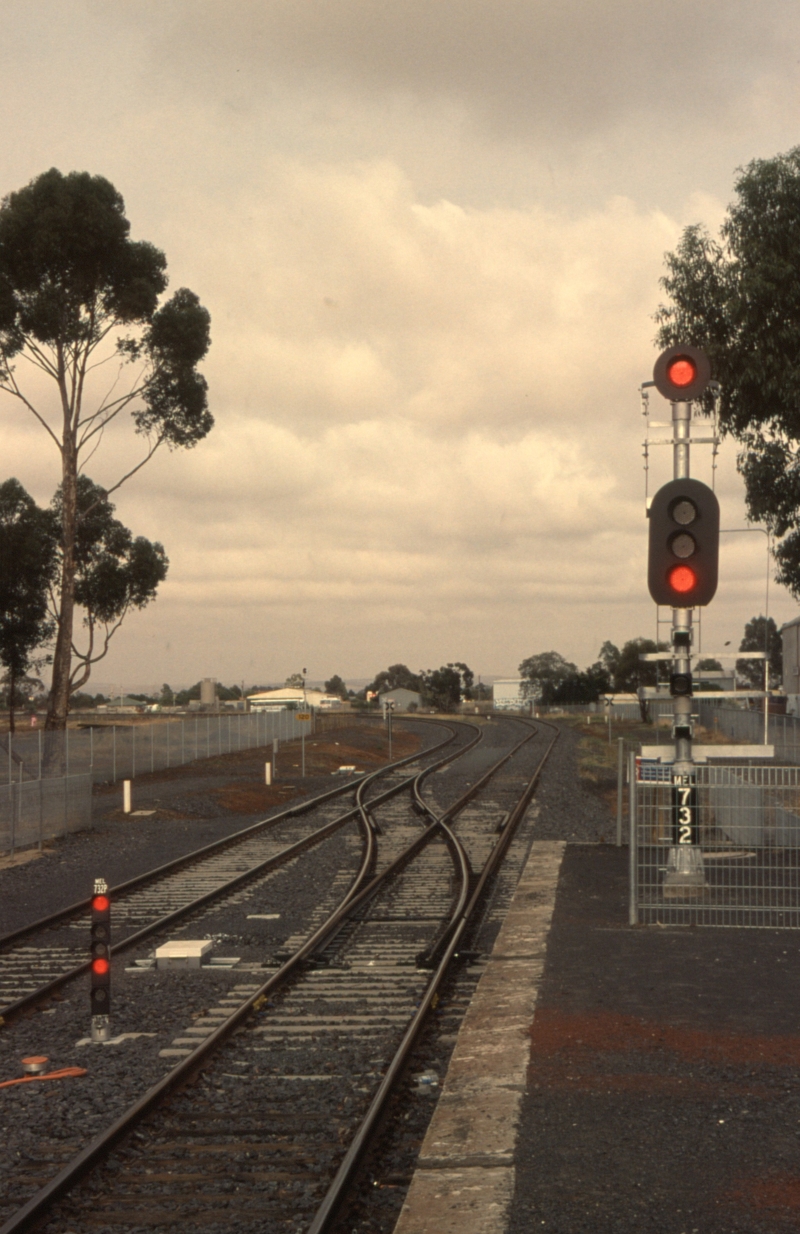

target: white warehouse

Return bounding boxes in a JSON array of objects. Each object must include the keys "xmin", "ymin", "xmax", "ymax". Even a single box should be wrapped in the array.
[{"xmin": 492, "ymin": 679, "xmax": 530, "ymax": 711}]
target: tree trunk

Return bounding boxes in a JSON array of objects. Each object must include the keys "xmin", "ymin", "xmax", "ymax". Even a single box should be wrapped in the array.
[{"xmin": 45, "ymin": 442, "xmax": 77, "ymax": 732}]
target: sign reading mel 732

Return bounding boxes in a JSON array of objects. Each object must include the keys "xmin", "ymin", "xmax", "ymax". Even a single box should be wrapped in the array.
[{"xmin": 672, "ymin": 771, "xmax": 698, "ymax": 845}]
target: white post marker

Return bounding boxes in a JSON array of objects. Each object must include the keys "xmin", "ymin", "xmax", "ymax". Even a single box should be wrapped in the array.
[
  {"xmin": 123, "ymin": 780, "xmax": 132, "ymax": 814},
  {"xmin": 265, "ymin": 762, "xmax": 272, "ymax": 786}
]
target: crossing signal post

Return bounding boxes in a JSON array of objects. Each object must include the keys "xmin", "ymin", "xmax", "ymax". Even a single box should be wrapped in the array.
[
  {"xmin": 647, "ymin": 344, "xmax": 716, "ymax": 895},
  {"xmin": 90, "ymin": 877, "xmax": 111, "ymax": 1042}
]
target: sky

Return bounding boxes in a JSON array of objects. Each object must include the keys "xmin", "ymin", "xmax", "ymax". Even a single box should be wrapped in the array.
[{"xmin": 2, "ymin": 1, "xmax": 800, "ymax": 693}]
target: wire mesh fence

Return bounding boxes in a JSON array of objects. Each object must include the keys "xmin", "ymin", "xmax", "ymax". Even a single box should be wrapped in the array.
[
  {"xmin": 631, "ymin": 758, "xmax": 800, "ymax": 927},
  {"xmin": 0, "ymin": 708, "xmax": 352, "ymax": 787},
  {"xmin": 0, "ymin": 773, "xmax": 92, "ymax": 855},
  {"xmin": 699, "ymin": 700, "xmax": 800, "ymax": 765}
]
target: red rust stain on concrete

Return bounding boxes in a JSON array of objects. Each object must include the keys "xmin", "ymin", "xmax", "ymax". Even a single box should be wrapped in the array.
[
  {"xmin": 529, "ymin": 1007, "xmax": 800, "ymax": 1069},
  {"xmin": 725, "ymin": 1174, "xmax": 800, "ymax": 1211}
]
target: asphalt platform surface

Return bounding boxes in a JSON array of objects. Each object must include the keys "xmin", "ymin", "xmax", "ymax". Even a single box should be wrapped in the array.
[{"xmin": 508, "ymin": 844, "xmax": 800, "ymax": 1234}]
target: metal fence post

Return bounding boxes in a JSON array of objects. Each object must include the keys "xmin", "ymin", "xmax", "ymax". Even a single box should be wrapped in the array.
[
  {"xmin": 10, "ymin": 779, "xmax": 15, "ymax": 857},
  {"xmin": 132, "ymin": 725, "xmax": 136, "ymax": 779},
  {"xmin": 628, "ymin": 751, "xmax": 638, "ymax": 926},
  {"xmin": 151, "ymin": 722, "xmax": 154, "ymax": 773},
  {"xmin": 616, "ymin": 737, "xmax": 624, "ymax": 847},
  {"xmin": 38, "ymin": 729, "xmax": 42, "ymax": 780},
  {"xmin": 112, "ymin": 726, "xmax": 116, "ymax": 784}
]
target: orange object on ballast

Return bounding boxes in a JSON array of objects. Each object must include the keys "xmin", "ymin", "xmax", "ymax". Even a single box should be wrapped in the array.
[{"xmin": 0, "ymin": 1066, "xmax": 87, "ymax": 1090}]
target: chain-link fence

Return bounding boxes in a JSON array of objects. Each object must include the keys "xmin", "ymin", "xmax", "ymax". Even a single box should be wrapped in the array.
[
  {"xmin": 0, "ymin": 773, "xmax": 92, "ymax": 855},
  {"xmin": 630, "ymin": 759, "xmax": 800, "ymax": 927},
  {"xmin": 699, "ymin": 700, "xmax": 800, "ymax": 764},
  {"xmin": 0, "ymin": 708, "xmax": 351, "ymax": 787}
]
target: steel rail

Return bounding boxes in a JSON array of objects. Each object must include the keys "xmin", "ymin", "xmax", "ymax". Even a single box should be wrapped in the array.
[
  {"xmin": 0, "ymin": 718, "xmax": 448, "ymax": 952},
  {"xmin": 0, "ymin": 720, "xmax": 487, "ymax": 1234},
  {"xmin": 306, "ymin": 715, "xmax": 560, "ymax": 1234},
  {"xmin": 415, "ymin": 718, "xmax": 541, "ymax": 966},
  {"xmin": 0, "ymin": 722, "xmax": 463, "ymax": 1024},
  {"xmin": 303, "ymin": 721, "xmax": 485, "ymax": 959}
]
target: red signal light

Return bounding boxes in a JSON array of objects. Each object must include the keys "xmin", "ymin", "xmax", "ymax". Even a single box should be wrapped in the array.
[
  {"xmin": 653, "ymin": 344, "xmax": 711, "ymax": 402},
  {"xmin": 666, "ymin": 357, "xmax": 696, "ymax": 388},
  {"xmin": 91, "ymin": 957, "xmax": 110, "ymax": 975},
  {"xmin": 669, "ymin": 564, "xmax": 696, "ymax": 594},
  {"xmin": 92, "ymin": 895, "xmax": 109, "ymax": 912}
]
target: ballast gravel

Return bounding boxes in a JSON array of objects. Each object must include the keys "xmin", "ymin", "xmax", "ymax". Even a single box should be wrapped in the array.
[{"xmin": 0, "ymin": 716, "xmax": 616, "ymax": 1231}]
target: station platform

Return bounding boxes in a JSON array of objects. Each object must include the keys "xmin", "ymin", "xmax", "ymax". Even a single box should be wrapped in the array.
[{"xmin": 394, "ymin": 841, "xmax": 800, "ymax": 1234}]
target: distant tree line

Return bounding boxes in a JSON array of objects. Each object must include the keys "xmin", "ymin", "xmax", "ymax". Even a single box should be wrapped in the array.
[{"xmin": 518, "ymin": 615, "xmax": 783, "ymax": 719}]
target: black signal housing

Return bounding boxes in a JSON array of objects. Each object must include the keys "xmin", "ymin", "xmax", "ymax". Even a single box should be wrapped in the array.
[
  {"xmin": 90, "ymin": 892, "xmax": 111, "ymax": 1016},
  {"xmin": 648, "ymin": 477, "xmax": 719, "ymax": 607}
]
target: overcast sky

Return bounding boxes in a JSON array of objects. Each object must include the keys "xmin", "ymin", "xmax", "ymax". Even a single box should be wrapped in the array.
[{"xmin": 2, "ymin": 1, "xmax": 800, "ymax": 692}]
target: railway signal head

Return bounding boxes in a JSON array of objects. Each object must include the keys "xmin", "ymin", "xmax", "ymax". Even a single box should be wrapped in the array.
[
  {"xmin": 90, "ymin": 883, "xmax": 111, "ymax": 1016},
  {"xmin": 653, "ymin": 344, "xmax": 711, "ymax": 402},
  {"xmin": 648, "ymin": 477, "xmax": 719, "ymax": 607}
]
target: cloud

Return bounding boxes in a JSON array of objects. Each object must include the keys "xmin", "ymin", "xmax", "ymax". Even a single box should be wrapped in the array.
[
  {"xmin": 0, "ymin": 6, "xmax": 796, "ymax": 688},
  {"xmin": 151, "ymin": 0, "xmax": 797, "ymax": 142}
]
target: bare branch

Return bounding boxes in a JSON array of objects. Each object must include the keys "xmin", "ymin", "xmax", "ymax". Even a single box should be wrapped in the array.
[
  {"xmin": 70, "ymin": 611, "xmax": 127, "ymax": 690},
  {"xmin": 0, "ymin": 372, "xmax": 62, "ymax": 451},
  {"xmin": 17, "ymin": 339, "xmax": 60, "ymax": 380},
  {"xmin": 77, "ymin": 371, "xmax": 146, "ymax": 436},
  {"xmin": 103, "ymin": 437, "xmax": 164, "ymax": 498},
  {"xmin": 80, "ymin": 424, "xmax": 105, "ymax": 470}
]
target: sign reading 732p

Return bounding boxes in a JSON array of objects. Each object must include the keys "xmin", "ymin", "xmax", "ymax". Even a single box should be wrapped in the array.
[{"xmin": 672, "ymin": 770, "xmax": 697, "ymax": 845}]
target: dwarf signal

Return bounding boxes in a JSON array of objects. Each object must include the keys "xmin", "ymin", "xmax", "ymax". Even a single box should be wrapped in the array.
[
  {"xmin": 648, "ymin": 478, "xmax": 719, "ymax": 608},
  {"xmin": 90, "ymin": 879, "xmax": 111, "ymax": 1022}
]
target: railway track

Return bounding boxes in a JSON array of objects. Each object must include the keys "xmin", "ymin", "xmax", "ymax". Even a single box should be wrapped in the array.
[
  {"xmin": 0, "ymin": 714, "xmax": 557, "ymax": 1233},
  {"xmin": 0, "ymin": 719, "xmax": 461, "ymax": 1020}
]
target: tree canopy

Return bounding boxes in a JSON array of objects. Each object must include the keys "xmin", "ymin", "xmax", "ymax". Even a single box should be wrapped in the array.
[
  {"xmin": 654, "ymin": 147, "xmax": 800, "ymax": 595},
  {"xmin": 51, "ymin": 476, "xmax": 168, "ymax": 695},
  {"xmin": 367, "ymin": 664, "xmax": 424, "ymax": 696},
  {"xmin": 0, "ymin": 168, "xmax": 212, "ymax": 728},
  {"xmin": 324, "ymin": 674, "xmax": 348, "ymax": 699},
  {"xmin": 518, "ymin": 651, "xmax": 579, "ymax": 700},
  {"xmin": 736, "ymin": 615, "xmax": 782, "ymax": 689},
  {"xmin": 0, "ymin": 478, "xmax": 57, "ymax": 730},
  {"xmin": 421, "ymin": 665, "xmax": 463, "ymax": 712},
  {"xmin": 519, "ymin": 640, "xmax": 667, "ymax": 717}
]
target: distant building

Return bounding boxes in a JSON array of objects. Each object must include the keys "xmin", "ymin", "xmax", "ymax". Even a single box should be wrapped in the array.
[
  {"xmin": 378, "ymin": 687, "xmax": 422, "ymax": 711},
  {"xmin": 782, "ymin": 616, "xmax": 800, "ymax": 714},
  {"xmin": 247, "ymin": 687, "xmax": 342, "ymax": 711},
  {"xmin": 492, "ymin": 679, "xmax": 529, "ymax": 711}
]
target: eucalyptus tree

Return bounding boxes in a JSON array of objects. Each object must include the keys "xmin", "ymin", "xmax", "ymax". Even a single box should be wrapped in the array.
[
  {"xmin": 0, "ymin": 168, "xmax": 212, "ymax": 729},
  {"xmin": 655, "ymin": 147, "xmax": 800, "ymax": 594}
]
